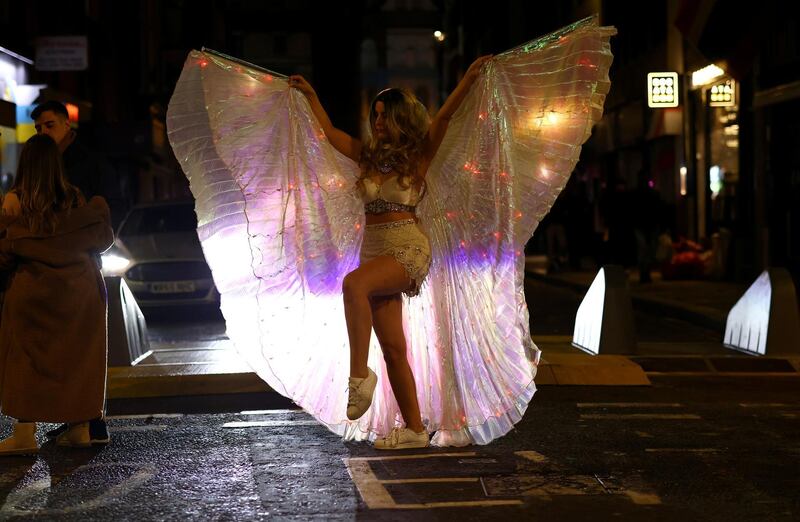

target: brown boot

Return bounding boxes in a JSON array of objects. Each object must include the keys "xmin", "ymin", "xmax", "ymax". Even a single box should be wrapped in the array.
[
  {"xmin": 56, "ymin": 421, "xmax": 91, "ymax": 448},
  {"xmin": 0, "ymin": 422, "xmax": 38, "ymax": 456}
]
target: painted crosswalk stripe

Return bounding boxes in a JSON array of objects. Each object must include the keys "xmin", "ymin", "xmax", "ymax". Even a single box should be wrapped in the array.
[
  {"xmin": 739, "ymin": 403, "xmax": 796, "ymax": 408},
  {"xmin": 645, "ymin": 448, "xmax": 719, "ymax": 453}
]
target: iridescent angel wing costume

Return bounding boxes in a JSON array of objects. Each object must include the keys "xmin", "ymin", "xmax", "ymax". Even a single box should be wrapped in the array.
[{"xmin": 167, "ymin": 17, "xmax": 615, "ymax": 446}]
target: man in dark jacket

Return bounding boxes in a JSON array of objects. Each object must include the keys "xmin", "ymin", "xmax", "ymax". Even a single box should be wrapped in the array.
[
  {"xmin": 32, "ymin": 100, "xmax": 110, "ymax": 446},
  {"xmin": 32, "ymin": 101, "xmax": 103, "ymax": 200}
]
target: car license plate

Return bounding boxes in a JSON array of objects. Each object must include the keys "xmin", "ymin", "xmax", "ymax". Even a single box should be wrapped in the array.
[{"xmin": 150, "ymin": 281, "xmax": 196, "ymax": 294}]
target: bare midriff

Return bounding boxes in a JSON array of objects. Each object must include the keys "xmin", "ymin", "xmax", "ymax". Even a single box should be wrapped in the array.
[{"xmin": 365, "ymin": 211, "xmax": 416, "ymax": 226}]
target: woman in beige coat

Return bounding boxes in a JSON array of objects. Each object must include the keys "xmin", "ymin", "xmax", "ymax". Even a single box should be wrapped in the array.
[{"xmin": 0, "ymin": 134, "xmax": 114, "ymax": 455}]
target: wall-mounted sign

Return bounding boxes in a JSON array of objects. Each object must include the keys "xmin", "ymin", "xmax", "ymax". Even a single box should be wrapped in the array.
[
  {"xmin": 35, "ymin": 36, "xmax": 88, "ymax": 71},
  {"xmin": 647, "ymin": 72, "xmax": 679, "ymax": 108},
  {"xmin": 709, "ymin": 79, "xmax": 736, "ymax": 107}
]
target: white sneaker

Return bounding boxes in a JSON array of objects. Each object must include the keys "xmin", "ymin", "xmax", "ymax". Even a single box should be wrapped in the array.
[
  {"xmin": 374, "ymin": 427, "xmax": 430, "ymax": 450},
  {"xmin": 56, "ymin": 422, "xmax": 91, "ymax": 448},
  {"xmin": 347, "ymin": 368, "xmax": 377, "ymax": 420},
  {"xmin": 0, "ymin": 422, "xmax": 38, "ymax": 456}
]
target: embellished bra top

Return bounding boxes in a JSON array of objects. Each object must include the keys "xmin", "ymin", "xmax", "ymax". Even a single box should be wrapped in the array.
[{"xmin": 361, "ymin": 175, "xmax": 422, "ymax": 214}]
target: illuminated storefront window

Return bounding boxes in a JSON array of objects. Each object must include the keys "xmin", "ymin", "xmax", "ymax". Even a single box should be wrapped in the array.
[
  {"xmin": 691, "ymin": 67, "xmax": 739, "ymax": 240},
  {"xmin": 0, "ymin": 48, "xmax": 37, "ymax": 190}
]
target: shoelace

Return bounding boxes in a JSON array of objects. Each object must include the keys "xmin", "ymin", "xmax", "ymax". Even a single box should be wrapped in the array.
[
  {"xmin": 384, "ymin": 428, "xmax": 403, "ymax": 446},
  {"xmin": 346, "ymin": 382, "xmax": 360, "ymax": 407}
]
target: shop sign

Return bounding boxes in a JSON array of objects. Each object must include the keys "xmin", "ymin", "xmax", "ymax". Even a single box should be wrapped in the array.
[
  {"xmin": 647, "ymin": 72, "xmax": 679, "ymax": 108},
  {"xmin": 709, "ymin": 79, "xmax": 736, "ymax": 107}
]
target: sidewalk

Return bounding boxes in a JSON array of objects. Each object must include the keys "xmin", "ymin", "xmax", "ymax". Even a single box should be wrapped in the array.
[{"xmin": 525, "ymin": 264, "xmax": 747, "ymax": 331}]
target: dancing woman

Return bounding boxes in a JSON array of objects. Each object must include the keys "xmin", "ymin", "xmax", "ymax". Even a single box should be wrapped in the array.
[
  {"xmin": 167, "ymin": 16, "xmax": 615, "ymax": 448},
  {"xmin": 289, "ymin": 56, "xmax": 491, "ymax": 449}
]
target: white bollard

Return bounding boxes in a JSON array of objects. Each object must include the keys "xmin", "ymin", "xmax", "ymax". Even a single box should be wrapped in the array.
[
  {"xmin": 572, "ymin": 265, "xmax": 637, "ymax": 355},
  {"xmin": 724, "ymin": 268, "xmax": 800, "ymax": 356},
  {"xmin": 106, "ymin": 276, "xmax": 151, "ymax": 366}
]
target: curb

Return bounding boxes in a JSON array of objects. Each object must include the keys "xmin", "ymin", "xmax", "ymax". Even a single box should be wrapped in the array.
[
  {"xmin": 107, "ymin": 367, "xmax": 270, "ymax": 399},
  {"xmin": 108, "ymin": 354, "xmax": 652, "ymax": 400}
]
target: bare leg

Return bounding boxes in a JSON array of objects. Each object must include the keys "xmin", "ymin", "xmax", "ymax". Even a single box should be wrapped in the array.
[
  {"xmin": 342, "ymin": 255, "xmax": 413, "ymax": 379},
  {"xmin": 371, "ymin": 294, "xmax": 425, "ymax": 433}
]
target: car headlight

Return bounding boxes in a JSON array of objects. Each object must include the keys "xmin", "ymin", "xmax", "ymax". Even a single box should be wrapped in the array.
[{"xmin": 101, "ymin": 253, "xmax": 131, "ymax": 276}]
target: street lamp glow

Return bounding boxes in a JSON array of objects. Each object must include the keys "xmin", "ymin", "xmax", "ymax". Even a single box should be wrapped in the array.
[
  {"xmin": 433, "ymin": 30, "xmax": 446, "ymax": 42},
  {"xmin": 691, "ymin": 64, "xmax": 725, "ymax": 88},
  {"xmin": 709, "ymin": 165, "xmax": 723, "ymax": 197},
  {"xmin": 680, "ymin": 166, "xmax": 687, "ymax": 196}
]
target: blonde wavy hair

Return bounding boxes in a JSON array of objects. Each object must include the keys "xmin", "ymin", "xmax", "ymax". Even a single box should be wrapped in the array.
[
  {"xmin": 12, "ymin": 134, "xmax": 82, "ymax": 234},
  {"xmin": 359, "ymin": 88, "xmax": 430, "ymax": 192}
]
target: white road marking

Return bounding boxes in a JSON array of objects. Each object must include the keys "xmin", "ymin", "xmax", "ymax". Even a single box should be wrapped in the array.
[
  {"xmin": 380, "ymin": 478, "xmax": 479, "ymax": 484},
  {"xmin": 405, "ymin": 500, "xmax": 523, "ymax": 508},
  {"xmin": 739, "ymin": 403, "xmax": 795, "ymax": 408},
  {"xmin": 106, "ymin": 414, "xmax": 184, "ymax": 420},
  {"xmin": 515, "ymin": 451, "xmax": 548, "ymax": 463},
  {"xmin": 581, "ymin": 414, "xmax": 701, "ymax": 420},
  {"xmin": 645, "ymin": 448, "xmax": 719, "ymax": 453},
  {"xmin": 348, "ymin": 452, "xmax": 476, "ymax": 462},
  {"xmin": 624, "ymin": 490, "xmax": 662, "ymax": 505},
  {"xmin": 346, "ymin": 450, "xmax": 666, "ymax": 509},
  {"xmin": 346, "ymin": 459, "xmax": 396, "ymax": 508},
  {"xmin": 239, "ymin": 409, "xmax": 304, "ymax": 415},
  {"xmin": 111, "ymin": 425, "xmax": 168, "ymax": 432},
  {"xmin": 344, "ymin": 455, "xmax": 522, "ymax": 509},
  {"xmin": 577, "ymin": 403, "xmax": 683, "ymax": 408},
  {"xmin": 223, "ymin": 420, "xmax": 320, "ymax": 428}
]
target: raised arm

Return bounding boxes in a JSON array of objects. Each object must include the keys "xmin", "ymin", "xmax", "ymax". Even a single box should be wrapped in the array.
[
  {"xmin": 289, "ymin": 75, "xmax": 361, "ymax": 163},
  {"xmin": 423, "ymin": 55, "xmax": 493, "ymax": 167}
]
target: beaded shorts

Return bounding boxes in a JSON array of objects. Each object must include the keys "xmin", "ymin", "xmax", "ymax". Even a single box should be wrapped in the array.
[{"xmin": 360, "ymin": 219, "xmax": 431, "ymax": 297}]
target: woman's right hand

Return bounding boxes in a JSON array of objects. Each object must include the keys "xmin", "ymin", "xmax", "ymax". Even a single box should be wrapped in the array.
[
  {"xmin": 288, "ymin": 75, "xmax": 316, "ymax": 98},
  {"xmin": 465, "ymin": 55, "xmax": 493, "ymax": 81}
]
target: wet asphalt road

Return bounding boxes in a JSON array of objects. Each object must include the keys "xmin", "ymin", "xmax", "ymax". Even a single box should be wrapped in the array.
[{"xmin": 2, "ymin": 375, "xmax": 799, "ymax": 520}]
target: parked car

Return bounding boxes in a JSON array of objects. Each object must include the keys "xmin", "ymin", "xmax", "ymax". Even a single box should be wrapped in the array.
[{"xmin": 102, "ymin": 201, "xmax": 219, "ymax": 308}]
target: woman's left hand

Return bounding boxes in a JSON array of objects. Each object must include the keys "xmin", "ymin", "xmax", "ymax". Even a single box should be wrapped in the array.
[{"xmin": 465, "ymin": 55, "xmax": 493, "ymax": 80}]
